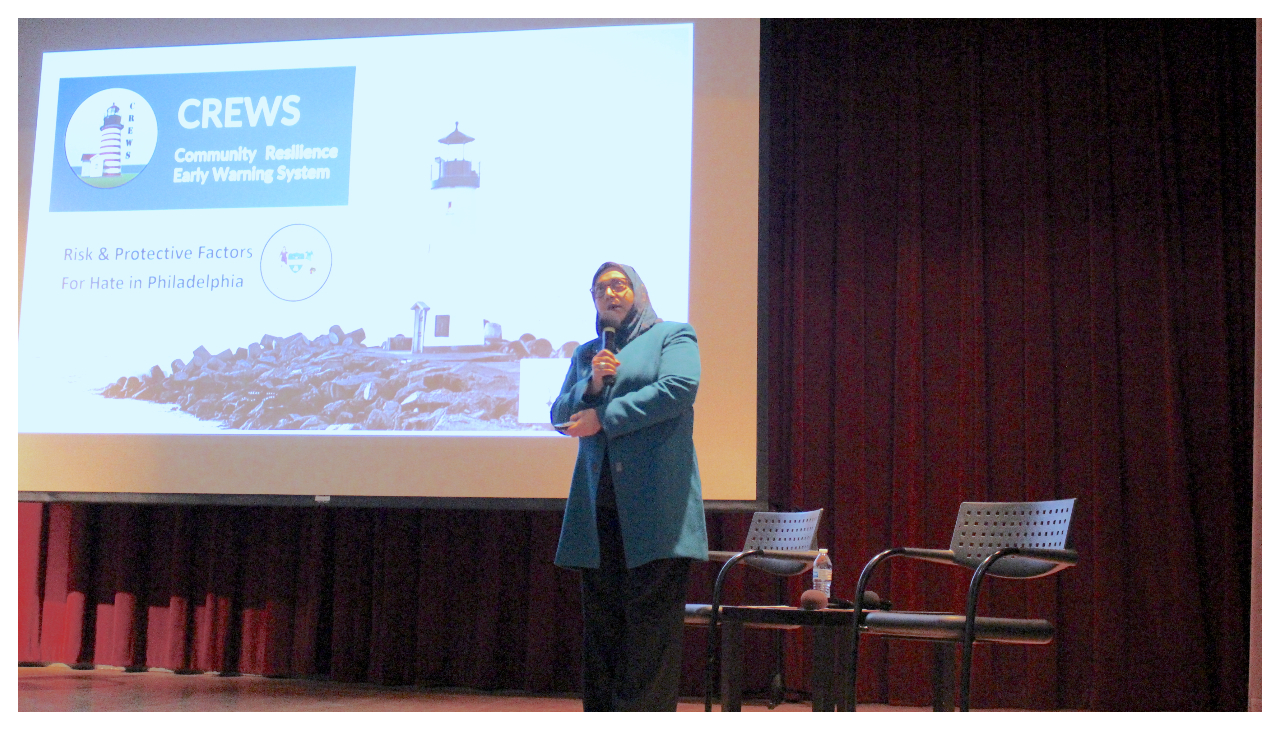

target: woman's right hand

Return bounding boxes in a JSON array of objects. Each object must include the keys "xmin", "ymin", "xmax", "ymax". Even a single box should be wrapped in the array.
[
  {"xmin": 587, "ymin": 349, "xmax": 619, "ymax": 395},
  {"xmin": 563, "ymin": 408, "xmax": 602, "ymax": 438}
]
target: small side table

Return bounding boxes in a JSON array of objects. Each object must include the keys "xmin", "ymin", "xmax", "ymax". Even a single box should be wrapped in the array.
[{"xmin": 714, "ymin": 605, "xmax": 859, "ymax": 712}]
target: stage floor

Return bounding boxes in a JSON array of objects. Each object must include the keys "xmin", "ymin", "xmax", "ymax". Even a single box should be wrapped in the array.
[{"xmin": 18, "ymin": 664, "xmax": 928, "ymax": 712}]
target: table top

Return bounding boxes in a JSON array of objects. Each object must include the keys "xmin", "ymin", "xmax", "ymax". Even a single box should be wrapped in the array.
[{"xmin": 718, "ymin": 605, "xmax": 861, "ymax": 627}]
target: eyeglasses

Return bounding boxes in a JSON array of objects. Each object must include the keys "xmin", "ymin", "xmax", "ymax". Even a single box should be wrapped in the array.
[{"xmin": 590, "ymin": 279, "xmax": 632, "ymax": 299}]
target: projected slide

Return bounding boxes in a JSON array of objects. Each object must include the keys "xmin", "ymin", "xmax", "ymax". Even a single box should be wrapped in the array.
[{"xmin": 20, "ymin": 24, "xmax": 694, "ymax": 435}]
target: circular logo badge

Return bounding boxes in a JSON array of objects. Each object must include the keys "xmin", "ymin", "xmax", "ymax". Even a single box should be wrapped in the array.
[
  {"xmin": 261, "ymin": 224, "xmax": 333, "ymax": 302},
  {"xmin": 64, "ymin": 88, "xmax": 157, "ymax": 189}
]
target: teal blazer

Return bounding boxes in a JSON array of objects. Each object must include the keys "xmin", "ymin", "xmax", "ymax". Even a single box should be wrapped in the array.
[{"xmin": 552, "ymin": 321, "xmax": 709, "ymax": 570}]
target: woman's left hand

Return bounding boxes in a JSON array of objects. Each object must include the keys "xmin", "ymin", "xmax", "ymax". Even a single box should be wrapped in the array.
[{"xmin": 563, "ymin": 408, "xmax": 602, "ymax": 438}]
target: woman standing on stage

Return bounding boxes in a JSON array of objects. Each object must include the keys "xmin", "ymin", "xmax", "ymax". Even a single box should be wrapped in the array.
[{"xmin": 552, "ymin": 262, "xmax": 708, "ymax": 712}]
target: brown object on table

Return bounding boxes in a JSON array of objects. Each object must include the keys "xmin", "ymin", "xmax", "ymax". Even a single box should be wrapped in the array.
[{"xmin": 800, "ymin": 589, "xmax": 829, "ymax": 610}]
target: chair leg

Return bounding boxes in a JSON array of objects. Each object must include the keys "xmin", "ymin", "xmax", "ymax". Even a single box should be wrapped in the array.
[
  {"xmin": 705, "ymin": 550, "xmax": 754, "ymax": 712},
  {"xmin": 770, "ymin": 576, "xmax": 786, "ymax": 708},
  {"xmin": 959, "ymin": 638, "xmax": 974, "ymax": 712},
  {"xmin": 848, "ymin": 627, "xmax": 861, "ymax": 712},
  {"xmin": 932, "ymin": 643, "xmax": 955, "ymax": 712},
  {"xmin": 720, "ymin": 621, "xmax": 745, "ymax": 712},
  {"xmin": 704, "ymin": 616, "xmax": 717, "ymax": 711},
  {"xmin": 704, "ymin": 650, "xmax": 715, "ymax": 711},
  {"xmin": 848, "ymin": 547, "xmax": 903, "ymax": 713}
]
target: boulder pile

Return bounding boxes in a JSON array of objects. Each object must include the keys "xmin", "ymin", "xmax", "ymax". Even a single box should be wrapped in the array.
[{"xmin": 100, "ymin": 325, "xmax": 580, "ymax": 432}]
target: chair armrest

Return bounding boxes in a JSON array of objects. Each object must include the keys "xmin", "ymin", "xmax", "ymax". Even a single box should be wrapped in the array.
[
  {"xmin": 895, "ymin": 547, "xmax": 960, "ymax": 566},
  {"xmin": 708, "ymin": 549, "xmax": 821, "ymax": 563},
  {"xmin": 751, "ymin": 549, "xmax": 821, "ymax": 561},
  {"xmin": 895, "ymin": 547, "xmax": 1079, "ymax": 574},
  {"xmin": 997, "ymin": 547, "xmax": 1078, "ymax": 566}
]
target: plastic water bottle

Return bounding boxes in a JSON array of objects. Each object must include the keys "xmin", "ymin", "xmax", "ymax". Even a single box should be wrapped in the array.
[{"xmin": 813, "ymin": 548, "xmax": 832, "ymax": 597}]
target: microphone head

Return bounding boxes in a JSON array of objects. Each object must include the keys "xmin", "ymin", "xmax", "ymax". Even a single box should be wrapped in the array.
[{"xmin": 800, "ymin": 589, "xmax": 829, "ymax": 611}]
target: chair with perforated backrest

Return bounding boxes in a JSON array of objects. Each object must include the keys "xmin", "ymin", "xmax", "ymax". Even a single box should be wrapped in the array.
[
  {"xmin": 684, "ymin": 509, "xmax": 823, "ymax": 711},
  {"xmin": 849, "ymin": 498, "xmax": 1078, "ymax": 711}
]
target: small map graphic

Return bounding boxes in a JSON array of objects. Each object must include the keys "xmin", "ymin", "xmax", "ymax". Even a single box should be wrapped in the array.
[{"xmin": 261, "ymin": 224, "xmax": 333, "ymax": 301}]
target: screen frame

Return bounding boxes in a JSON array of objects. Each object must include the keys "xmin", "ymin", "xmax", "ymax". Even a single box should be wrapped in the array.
[{"xmin": 16, "ymin": 18, "xmax": 770, "ymax": 512}]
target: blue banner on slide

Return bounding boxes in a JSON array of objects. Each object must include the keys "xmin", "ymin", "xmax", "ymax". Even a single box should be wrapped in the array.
[{"xmin": 50, "ymin": 67, "xmax": 355, "ymax": 212}]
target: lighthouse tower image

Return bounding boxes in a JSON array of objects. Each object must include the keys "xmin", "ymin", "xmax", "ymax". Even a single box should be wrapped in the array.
[
  {"xmin": 432, "ymin": 122, "xmax": 480, "ymax": 188},
  {"xmin": 98, "ymin": 103, "xmax": 124, "ymax": 177},
  {"xmin": 427, "ymin": 122, "xmax": 483, "ymax": 290},
  {"xmin": 419, "ymin": 122, "xmax": 485, "ymax": 347},
  {"xmin": 432, "ymin": 122, "xmax": 480, "ymax": 214}
]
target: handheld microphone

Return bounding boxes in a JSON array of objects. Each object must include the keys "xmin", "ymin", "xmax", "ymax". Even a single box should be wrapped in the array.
[{"xmin": 601, "ymin": 327, "xmax": 617, "ymax": 386}]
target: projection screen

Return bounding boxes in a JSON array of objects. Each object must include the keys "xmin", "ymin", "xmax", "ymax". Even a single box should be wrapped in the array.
[{"xmin": 17, "ymin": 18, "xmax": 763, "ymax": 508}]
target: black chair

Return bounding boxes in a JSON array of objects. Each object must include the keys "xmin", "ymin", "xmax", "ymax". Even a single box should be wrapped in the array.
[
  {"xmin": 685, "ymin": 509, "xmax": 823, "ymax": 711},
  {"xmin": 849, "ymin": 498, "xmax": 1078, "ymax": 711}
]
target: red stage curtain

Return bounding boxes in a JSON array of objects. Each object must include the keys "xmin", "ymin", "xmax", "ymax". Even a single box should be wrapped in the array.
[
  {"xmin": 18, "ymin": 503, "xmax": 43, "ymax": 663},
  {"xmin": 761, "ymin": 20, "xmax": 1254, "ymax": 710},
  {"xmin": 16, "ymin": 19, "xmax": 1253, "ymax": 710}
]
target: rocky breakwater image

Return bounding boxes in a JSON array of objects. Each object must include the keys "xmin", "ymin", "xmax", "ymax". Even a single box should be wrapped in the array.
[{"xmin": 99, "ymin": 326, "xmax": 578, "ymax": 432}]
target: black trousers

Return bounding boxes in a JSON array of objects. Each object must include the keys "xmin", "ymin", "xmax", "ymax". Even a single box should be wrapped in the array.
[{"xmin": 580, "ymin": 455, "xmax": 691, "ymax": 711}]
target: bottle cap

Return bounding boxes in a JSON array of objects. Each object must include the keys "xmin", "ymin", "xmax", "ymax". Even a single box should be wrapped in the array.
[{"xmin": 818, "ymin": 548, "xmax": 828, "ymax": 554}]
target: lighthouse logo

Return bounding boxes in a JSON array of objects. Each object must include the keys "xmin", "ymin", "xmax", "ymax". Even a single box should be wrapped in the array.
[{"xmin": 63, "ymin": 88, "xmax": 157, "ymax": 189}]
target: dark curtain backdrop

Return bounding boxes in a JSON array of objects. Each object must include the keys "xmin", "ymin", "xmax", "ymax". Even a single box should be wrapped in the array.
[{"xmin": 17, "ymin": 19, "xmax": 1255, "ymax": 711}]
